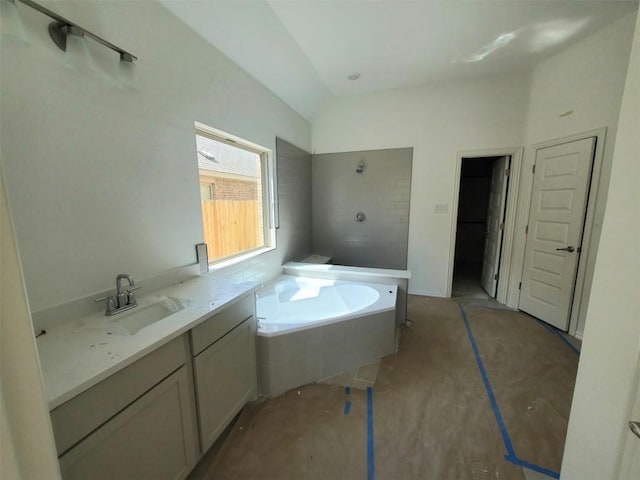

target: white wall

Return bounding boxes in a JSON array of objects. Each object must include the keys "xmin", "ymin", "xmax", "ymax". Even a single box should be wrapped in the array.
[
  {"xmin": 561, "ymin": 10, "xmax": 639, "ymax": 479},
  {"xmin": 0, "ymin": 0, "xmax": 310, "ymax": 314},
  {"xmin": 508, "ymin": 12, "xmax": 637, "ymax": 335},
  {"xmin": 312, "ymin": 74, "xmax": 530, "ymax": 296},
  {"xmin": 1, "ymin": 173, "xmax": 61, "ymax": 479},
  {"xmin": 312, "ymin": 10, "xmax": 637, "ymax": 306}
]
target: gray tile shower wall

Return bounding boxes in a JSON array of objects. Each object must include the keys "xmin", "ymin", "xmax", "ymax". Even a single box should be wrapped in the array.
[
  {"xmin": 312, "ymin": 148, "xmax": 412, "ymax": 269},
  {"xmin": 276, "ymin": 138, "xmax": 313, "ymax": 263}
]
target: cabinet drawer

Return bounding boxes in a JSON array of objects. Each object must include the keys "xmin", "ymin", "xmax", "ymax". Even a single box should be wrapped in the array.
[
  {"xmin": 190, "ymin": 294, "xmax": 254, "ymax": 356},
  {"xmin": 51, "ymin": 335, "xmax": 188, "ymax": 455},
  {"xmin": 59, "ymin": 366, "xmax": 198, "ymax": 480}
]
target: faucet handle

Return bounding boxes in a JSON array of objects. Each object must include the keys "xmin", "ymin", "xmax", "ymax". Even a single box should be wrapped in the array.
[
  {"xmin": 95, "ymin": 295, "xmax": 117, "ymax": 314},
  {"xmin": 126, "ymin": 286, "xmax": 141, "ymax": 306},
  {"xmin": 106, "ymin": 296, "xmax": 117, "ymax": 313}
]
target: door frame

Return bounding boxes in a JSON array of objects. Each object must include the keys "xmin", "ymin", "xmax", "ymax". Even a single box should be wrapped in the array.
[
  {"xmin": 521, "ymin": 128, "xmax": 607, "ymax": 337},
  {"xmin": 447, "ymin": 146, "xmax": 523, "ymax": 304}
]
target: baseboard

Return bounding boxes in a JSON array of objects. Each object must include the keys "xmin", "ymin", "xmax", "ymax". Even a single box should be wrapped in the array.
[
  {"xmin": 574, "ymin": 330, "xmax": 584, "ymax": 340},
  {"xmin": 407, "ymin": 289, "xmax": 447, "ymax": 298}
]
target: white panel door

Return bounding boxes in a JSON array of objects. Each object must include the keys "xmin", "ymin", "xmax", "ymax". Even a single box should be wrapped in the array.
[
  {"xmin": 480, "ymin": 156, "xmax": 509, "ymax": 297},
  {"xmin": 519, "ymin": 137, "xmax": 595, "ymax": 330}
]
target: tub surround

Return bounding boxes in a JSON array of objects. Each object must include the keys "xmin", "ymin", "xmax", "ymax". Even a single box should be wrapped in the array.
[
  {"xmin": 256, "ymin": 273, "xmax": 398, "ymax": 397},
  {"xmin": 257, "ymin": 309, "xmax": 396, "ymax": 398},
  {"xmin": 37, "ymin": 275, "xmax": 258, "ymax": 410}
]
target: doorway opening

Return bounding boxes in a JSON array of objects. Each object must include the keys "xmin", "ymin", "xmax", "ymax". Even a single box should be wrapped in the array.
[{"xmin": 452, "ymin": 156, "xmax": 511, "ymax": 300}]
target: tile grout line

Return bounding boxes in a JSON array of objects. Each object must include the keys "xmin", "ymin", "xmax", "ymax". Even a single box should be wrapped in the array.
[{"xmin": 458, "ymin": 303, "xmax": 561, "ymax": 479}]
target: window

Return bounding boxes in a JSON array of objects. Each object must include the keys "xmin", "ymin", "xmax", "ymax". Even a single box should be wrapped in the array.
[{"xmin": 194, "ymin": 123, "xmax": 275, "ymax": 264}]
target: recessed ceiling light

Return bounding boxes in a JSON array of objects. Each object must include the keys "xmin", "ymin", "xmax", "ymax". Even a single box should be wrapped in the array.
[{"xmin": 347, "ymin": 72, "xmax": 361, "ymax": 80}]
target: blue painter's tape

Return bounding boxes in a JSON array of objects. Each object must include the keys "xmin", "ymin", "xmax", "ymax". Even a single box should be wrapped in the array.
[
  {"xmin": 344, "ymin": 400, "xmax": 351, "ymax": 415},
  {"xmin": 514, "ymin": 458, "xmax": 561, "ymax": 479},
  {"xmin": 345, "ymin": 386, "xmax": 351, "ymax": 395},
  {"xmin": 536, "ymin": 319, "xmax": 581, "ymax": 355},
  {"xmin": 367, "ymin": 386, "xmax": 375, "ymax": 480},
  {"xmin": 458, "ymin": 304, "xmax": 516, "ymax": 459},
  {"xmin": 458, "ymin": 304, "xmax": 561, "ymax": 479}
]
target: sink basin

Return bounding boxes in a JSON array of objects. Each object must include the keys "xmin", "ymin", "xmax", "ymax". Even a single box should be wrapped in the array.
[{"xmin": 84, "ymin": 296, "xmax": 193, "ymax": 335}]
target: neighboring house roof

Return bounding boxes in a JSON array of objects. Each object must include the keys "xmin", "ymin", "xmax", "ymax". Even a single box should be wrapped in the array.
[{"xmin": 196, "ymin": 134, "xmax": 259, "ymax": 178}]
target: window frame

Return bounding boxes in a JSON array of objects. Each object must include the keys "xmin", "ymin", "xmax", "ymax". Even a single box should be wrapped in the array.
[
  {"xmin": 194, "ymin": 121, "xmax": 277, "ymax": 268},
  {"xmin": 199, "ymin": 183, "xmax": 214, "ymax": 201}
]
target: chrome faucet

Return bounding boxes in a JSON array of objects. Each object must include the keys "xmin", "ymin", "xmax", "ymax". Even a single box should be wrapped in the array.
[{"xmin": 95, "ymin": 274, "xmax": 141, "ymax": 316}]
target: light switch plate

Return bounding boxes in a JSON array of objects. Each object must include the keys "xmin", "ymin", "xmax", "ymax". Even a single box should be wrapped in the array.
[{"xmin": 434, "ymin": 203, "xmax": 449, "ymax": 213}]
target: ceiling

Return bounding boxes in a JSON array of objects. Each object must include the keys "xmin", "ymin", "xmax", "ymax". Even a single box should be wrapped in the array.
[{"xmin": 160, "ymin": 0, "xmax": 638, "ymax": 121}]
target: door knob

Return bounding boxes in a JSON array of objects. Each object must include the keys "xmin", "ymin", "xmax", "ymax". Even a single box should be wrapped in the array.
[
  {"xmin": 556, "ymin": 246, "xmax": 575, "ymax": 252},
  {"xmin": 629, "ymin": 421, "xmax": 640, "ymax": 439}
]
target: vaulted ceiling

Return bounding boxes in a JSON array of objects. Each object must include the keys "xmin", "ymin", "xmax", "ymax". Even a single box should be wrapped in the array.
[{"xmin": 161, "ymin": 0, "xmax": 638, "ymax": 121}]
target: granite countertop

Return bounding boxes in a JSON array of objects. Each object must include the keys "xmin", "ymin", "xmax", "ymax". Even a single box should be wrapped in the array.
[{"xmin": 36, "ymin": 275, "xmax": 258, "ymax": 411}]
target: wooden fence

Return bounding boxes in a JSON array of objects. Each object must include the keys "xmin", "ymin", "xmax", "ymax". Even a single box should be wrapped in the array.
[{"xmin": 201, "ymin": 200, "xmax": 263, "ymax": 261}]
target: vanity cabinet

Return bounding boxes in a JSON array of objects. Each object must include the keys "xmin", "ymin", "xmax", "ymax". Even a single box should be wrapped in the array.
[
  {"xmin": 51, "ymin": 335, "xmax": 198, "ymax": 480},
  {"xmin": 190, "ymin": 294, "xmax": 257, "ymax": 453},
  {"xmin": 58, "ymin": 367, "xmax": 196, "ymax": 480},
  {"xmin": 48, "ymin": 291, "xmax": 258, "ymax": 479}
]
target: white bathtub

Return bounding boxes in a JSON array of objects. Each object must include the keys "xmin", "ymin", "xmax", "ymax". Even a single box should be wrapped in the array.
[
  {"xmin": 256, "ymin": 275, "xmax": 397, "ymax": 337},
  {"xmin": 255, "ymin": 274, "xmax": 398, "ymax": 397},
  {"xmin": 283, "ymin": 262, "xmax": 411, "ymax": 325}
]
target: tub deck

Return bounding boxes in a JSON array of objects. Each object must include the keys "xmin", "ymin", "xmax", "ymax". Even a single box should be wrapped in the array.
[
  {"xmin": 283, "ymin": 262, "xmax": 411, "ymax": 325},
  {"xmin": 256, "ymin": 275, "xmax": 397, "ymax": 337}
]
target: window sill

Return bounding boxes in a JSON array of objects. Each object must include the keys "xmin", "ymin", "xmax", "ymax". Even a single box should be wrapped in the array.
[{"xmin": 207, "ymin": 246, "xmax": 276, "ymax": 274}]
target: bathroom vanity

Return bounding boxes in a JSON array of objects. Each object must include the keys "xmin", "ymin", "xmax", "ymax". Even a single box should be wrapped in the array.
[
  {"xmin": 37, "ymin": 276, "xmax": 258, "ymax": 480},
  {"xmin": 190, "ymin": 294, "xmax": 256, "ymax": 454},
  {"xmin": 51, "ymin": 336, "xmax": 198, "ymax": 480}
]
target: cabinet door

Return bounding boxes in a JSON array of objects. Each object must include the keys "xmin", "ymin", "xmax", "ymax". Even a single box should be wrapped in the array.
[
  {"xmin": 59, "ymin": 367, "xmax": 198, "ymax": 480},
  {"xmin": 51, "ymin": 336, "xmax": 187, "ymax": 455},
  {"xmin": 194, "ymin": 317, "xmax": 257, "ymax": 452}
]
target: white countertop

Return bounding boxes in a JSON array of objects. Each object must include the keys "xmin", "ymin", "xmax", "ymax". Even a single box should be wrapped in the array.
[{"xmin": 36, "ymin": 275, "xmax": 258, "ymax": 411}]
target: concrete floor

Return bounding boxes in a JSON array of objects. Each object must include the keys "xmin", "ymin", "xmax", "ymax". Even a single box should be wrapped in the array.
[
  {"xmin": 452, "ymin": 261, "xmax": 519, "ymax": 311},
  {"xmin": 452, "ymin": 261, "xmax": 489, "ymax": 299},
  {"xmin": 189, "ymin": 295, "xmax": 580, "ymax": 480}
]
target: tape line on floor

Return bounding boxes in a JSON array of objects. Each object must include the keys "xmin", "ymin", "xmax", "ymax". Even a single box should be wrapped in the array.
[
  {"xmin": 536, "ymin": 319, "xmax": 581, "ymax": 355},
  {"xmin": 458, "ymin": 304, "xmax": 561, "ymax": 479}
]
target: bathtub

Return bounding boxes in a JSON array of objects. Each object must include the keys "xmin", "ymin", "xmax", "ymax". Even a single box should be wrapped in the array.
[
  {"xmin": 256, "ymin": 275, "xmax": 397, "ymax": 336},
  {"xmin": 255, "ymin": 275, "xmax": 397, "ymax": 397},
  {"xmin": 283, "ymin": 261, "xmax": 411, "ymax": 326}
]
